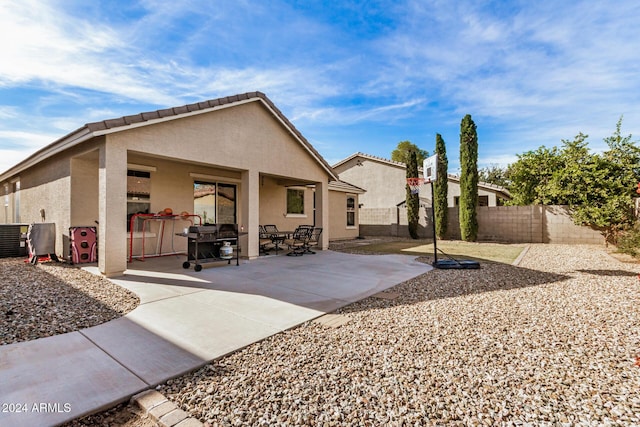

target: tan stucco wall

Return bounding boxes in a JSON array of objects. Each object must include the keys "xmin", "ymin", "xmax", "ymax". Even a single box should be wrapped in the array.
[
  {"xmin": 335, "ymin": 157, "xmax": 409, "ymax": 209},
  {"xmin": 1, "ymin": 100, "xmax": 335, "ymax": 272},
  {"xmin": 1, "ymin": 182, "xmax": 13, "ymax": 224},
  {"xmin": 1, "ymin": 152, "xmax": 72, "ymax": 256},
  {"xmin": 328, "ymin": 190, "xmax": 360, "ymax": 240},
  {"xmin": 125, "ymin": 154, "xmax": 245, "ymax": 259},
  {"xmin": 259, "ymin": 176, "xmax": 316, "ymax": 230},
  {"xmin": 103, "ymin": 101, "xmax": 332, "ymax": 272},
  {"xmin": 70, "ymin": 154, "xmax": 99, "ymax": 227},
  {"xmin": 447, "ymin": 182, "xmax": 499, "ymax": 206},
  {"xmin": 336, "ymin": 156, "xmax": 505, "ymax": 211},
  {"xmin": 111, "ymin": 102, "xmax": 328, "ymax": 183}
]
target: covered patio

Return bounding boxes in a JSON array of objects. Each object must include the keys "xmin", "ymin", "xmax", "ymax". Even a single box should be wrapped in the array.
[{"xmin": 57, "ymin": 92, "xmax": 339, "ymax": 276}]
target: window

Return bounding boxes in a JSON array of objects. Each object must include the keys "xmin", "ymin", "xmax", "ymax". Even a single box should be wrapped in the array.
[
  {"xmin": 4, "ymin": 183, "xmax": 9, "ymax": 224},
  {"xmin": 127, "ymin": 170, "xmax": 151, "ymax": 231},
  {"xmin": 286, "ymin": 188, "xmax": 305, "ymax": 215},
  {"xmin": 194, "ymin": 181, "xmax": 216, "ymax": 224},
  {"xmin": 217, "ymin": 183, "xmax": 237, "ymax": 224},
  {"xmin": 194, "ymin": 181, "xmax": 237, "ymax": 224},
  {"xmin": 346, "ymin": 196, "xmax": 356, "ymax": 227},
  {"xmin": 12, "ymin": 180, "xmax": 20, "ymax": 223}
]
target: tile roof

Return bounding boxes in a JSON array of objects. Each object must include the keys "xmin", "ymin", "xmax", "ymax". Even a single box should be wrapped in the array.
[
  {"xmin": 328, "ymin": 180, "xmax": 366, "ymax": 193},
  {"xmin": 85, "ymin": 92, "xmax": 259, "ymax": 132},
  {"xmin": 332, "ymin": 152, "xmax": 408, "ymax": 169}
]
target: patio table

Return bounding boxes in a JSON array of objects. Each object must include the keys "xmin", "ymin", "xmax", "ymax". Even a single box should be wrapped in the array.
[{"xmin": 268, "ymin": 231, "xmax": 294, "ymax": 253}]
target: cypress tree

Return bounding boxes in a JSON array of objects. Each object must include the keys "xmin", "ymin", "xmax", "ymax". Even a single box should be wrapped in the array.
[
  {"xmin": 406, "ymin": 151, "xmax": 420, "ymax": 239},
  {"xmin": 434, "ymin": 133, "xmax": 448, "ymax": 239},
  {"xmin": 459, "ymin": 114, "xmax": 479, "ymax": 241}
]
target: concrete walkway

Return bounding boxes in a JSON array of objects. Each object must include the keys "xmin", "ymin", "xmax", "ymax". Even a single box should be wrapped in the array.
[{"xmin": 0, "ymin": 251, "xmax": 430, "ymax": 426}]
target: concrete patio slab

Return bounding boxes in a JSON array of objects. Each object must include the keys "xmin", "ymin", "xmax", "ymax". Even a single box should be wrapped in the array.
[
  {"xmin": 0, "ymin": 250, "xmax": 430, "ymax": 426},
  {"xmin": 81, "ymin": 318, "xmax": 208, "ymax": 386},
  {"xmin": 0, "ymin": 332, "xmax": 147, "ymax": 427}
]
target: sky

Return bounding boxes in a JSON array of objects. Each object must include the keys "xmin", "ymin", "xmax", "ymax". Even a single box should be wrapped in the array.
[{"xmin": 1, "ymin": 0, "xmax": 639, "ymax": 175}]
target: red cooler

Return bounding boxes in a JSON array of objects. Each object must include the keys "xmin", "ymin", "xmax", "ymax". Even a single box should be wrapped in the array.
[{"xmin": 69, "ymin": 226, "xmax": 97, "ymax": 264}]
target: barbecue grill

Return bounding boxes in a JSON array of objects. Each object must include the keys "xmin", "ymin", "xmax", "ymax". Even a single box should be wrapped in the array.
[{"xmin": 182, "ymin": 224, "xmax": 239, "ymax": 271}]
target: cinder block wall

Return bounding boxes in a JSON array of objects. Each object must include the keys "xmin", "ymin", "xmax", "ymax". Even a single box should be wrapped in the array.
[
  {"xmin": 359, "ymin": 208, "xmax": 397, "ymax": 236},
  {"xmin": 542, "ymin": 205, "xmax": 603, "ymax": 244},
  {"xmin": 473, "ymin": 205, "xmax": 545, "ymax": 243},
  {"xmin": 359, "ymin": 205, "xmax": 604, "ymax": 245}
]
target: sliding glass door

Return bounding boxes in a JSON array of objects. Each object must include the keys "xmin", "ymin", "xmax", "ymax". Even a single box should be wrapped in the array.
[{"xmin": 194, "ymin": 181, "xmax": 236, "ymax": 225}]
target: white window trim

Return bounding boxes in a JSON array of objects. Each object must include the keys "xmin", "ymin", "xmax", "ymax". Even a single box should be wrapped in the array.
[
  {"xmin": 346, "ymin": 193, "xmax": 356, "ymax": 229},
  {"xmin": 12, "ymin": 178, "xmax": 20, "ymax": 223}
]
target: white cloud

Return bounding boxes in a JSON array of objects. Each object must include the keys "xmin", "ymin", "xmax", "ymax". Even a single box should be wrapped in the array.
[
  {"xmin": 0, "ymin": 130, "xmax": 57, "ymax": 174},
  {"xmin": 1, "ymin": 0, "xmax": 639, "ymax": 174}
]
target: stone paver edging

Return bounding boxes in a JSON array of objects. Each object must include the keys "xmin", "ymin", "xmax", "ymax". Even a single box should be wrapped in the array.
[{"xmin": 132, "ymin": 390, "xmax": 204, "ymax": 427}]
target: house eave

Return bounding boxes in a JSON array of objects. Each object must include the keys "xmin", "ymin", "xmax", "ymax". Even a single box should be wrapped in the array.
[
  {"xmin": 1, "ymin": 92, "xmax": 339, "ymax": 183},
  {"xmin": 0, "ymin": 127, "xmax": 94, "ymax": 181}
]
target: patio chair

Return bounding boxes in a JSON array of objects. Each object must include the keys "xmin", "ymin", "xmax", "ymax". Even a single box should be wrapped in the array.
[
  {"xmin": 303, "ymin": 227, "xmax": 323, "ymax": 254},
  {"xmin": 263, "ymin": 224, "xmax": 285, "ymax": 253},
  {"xmin": 263, "ymin": 224, "xmax": 279, "ymax": 234},
  {"xmin": 284, "ymin": 225, "xmax": 313, "ymax": 256},
  {"xmin": 259, "ymin": 225, "xmax": 275, "ymax": 255}
]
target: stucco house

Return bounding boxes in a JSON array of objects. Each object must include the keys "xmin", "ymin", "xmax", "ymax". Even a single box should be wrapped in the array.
[
  {"xmin": 333, "ymin": 152, "xmax": 511, "ymax": 209},
  {"xmin": 333, "ymin": 152, "xmax": 510, "ymax": 236},
  {"xmin": 0, "ymin": 92, "xmax": 363, "ymax": 276}
]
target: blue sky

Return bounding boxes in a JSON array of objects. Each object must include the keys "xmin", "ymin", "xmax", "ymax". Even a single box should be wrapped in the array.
[{"xmin": 1, "ymin": 0, "xmax": 639, "ymax": 175}]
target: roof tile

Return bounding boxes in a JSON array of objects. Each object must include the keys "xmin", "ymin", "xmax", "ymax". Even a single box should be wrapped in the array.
[
  {"xmin": 157, "ymin": 108, "xmax": 174, "ymax": 118},
  {"xmin": 142, "ymin": 111, "xmax": 160, "ymax": 121},
  {"xmin": 172, "ymin": 106, "xmax": 188, "ymax": 115}
]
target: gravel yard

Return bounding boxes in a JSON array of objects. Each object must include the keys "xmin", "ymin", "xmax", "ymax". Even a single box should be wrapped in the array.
[
  {"xmin": 0, "ymin": 258, "xmax": 139, "ymax": 345},
  {"xmin": 13, "ymin": 244, "xmax": 639, "ymax": 426},
  {"xmin": 154, "ymin": 244, "xmax": 640, "ymax": 426}
]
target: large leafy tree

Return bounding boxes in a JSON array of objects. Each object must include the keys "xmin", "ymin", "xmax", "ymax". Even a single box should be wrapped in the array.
[
  {"xmin": 505, "ymin": 145, "xmax": 562, "ymax": 205},
  {"xmin": 406, "ymin": 151, "xmax": 420, "ymax": 239},
  {"xmin": 459, "ymin": 114, "xmax": 479, "ymax": 241},
  {"xmin": 392, "ymin": 140, "xmax": 429, "ymax": 165},
  {"xmin": 478, "ymin": 164, "xmax": 509, "ymax": 188},
  {"xmin": 434, "ymin": 133, "xmax": 448, "ymax": 239},
  {"xmin": 507, "ymin": 118, "xmax": 640, "ymax": 243}
]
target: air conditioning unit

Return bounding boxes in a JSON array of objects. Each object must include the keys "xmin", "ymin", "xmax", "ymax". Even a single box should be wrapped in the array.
[{"xmin": 0, "ymin": 224, "xmax": 28, "ymax": 258}]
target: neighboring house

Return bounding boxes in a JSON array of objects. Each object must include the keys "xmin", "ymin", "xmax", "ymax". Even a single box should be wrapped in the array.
[
  {"xmin": 333, "ymin": 152, "xmax": 511, "ymax": 237},
  {"xmin": 333, "ymin": 152, "xmax": 511, "ymax": 209},
  {"xmin": 0, "ymin": 92, "xmax": 361, "ymax": 276}
]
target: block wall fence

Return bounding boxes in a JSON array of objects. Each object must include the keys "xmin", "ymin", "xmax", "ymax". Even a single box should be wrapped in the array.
[{"xmin": 359, "ymin": 205, "xmax": 604, "ymax": 245}]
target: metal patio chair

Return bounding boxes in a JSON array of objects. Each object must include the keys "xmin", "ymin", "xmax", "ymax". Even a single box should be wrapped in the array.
[
  {"xmin": 303, "ymin": 227, "xmax": 323, "ymax": 254},
  {"xmin": 259, "ymin": 225, "xmax": 275, "ymax": 255},
  {"xmin": 284, "ymin": 225, "xmax": 313, "ymax": 256}
]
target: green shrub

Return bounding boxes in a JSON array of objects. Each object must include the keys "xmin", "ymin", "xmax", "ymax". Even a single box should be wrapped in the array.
[{"xmin": 616, "ymin": 221, "xmax": 640, "ymax": 257}]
